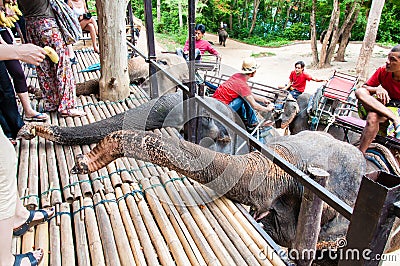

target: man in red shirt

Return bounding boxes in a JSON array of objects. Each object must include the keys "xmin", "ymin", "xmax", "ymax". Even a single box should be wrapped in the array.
[
  {"xmin": 280, "ymin": 61, "xmax": 326, "ymax": 99},
  {"xmin": 355, "ymin": 45, "xmax": 400, "ymax": 154},
  {"xmin": 213, "ymin": 57, "xmax": 274, "ymax": 131},
  {"xmin": 176, "ymin": 24, "xmax": 220, "ymax": 61}
]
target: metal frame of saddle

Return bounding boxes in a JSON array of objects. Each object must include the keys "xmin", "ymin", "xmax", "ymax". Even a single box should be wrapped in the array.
[{"xmin": 311, "ymin": 70, "xmax": 359, "ymax": 130}]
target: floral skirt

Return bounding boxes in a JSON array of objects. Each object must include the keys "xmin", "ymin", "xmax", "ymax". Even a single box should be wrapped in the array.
[{"xmin": 25, "ymin": 17, "xmax": 76, "ymax": 112}]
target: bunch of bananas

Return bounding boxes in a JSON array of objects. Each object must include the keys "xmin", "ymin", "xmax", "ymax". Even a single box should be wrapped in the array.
[{"xmin": 0, "ymin": 2, "xmax": 23, "ymax": 28}]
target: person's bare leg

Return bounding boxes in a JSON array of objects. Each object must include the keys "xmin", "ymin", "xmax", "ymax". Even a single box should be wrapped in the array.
[
  {"xmin": 67, "ymin": 44, "xmax": 75, "ymax": 60},
  {"xmin": 13, "ymin": 194, "xmax": 54, "ymax": 231},
  {"xmin": 0, "ymin": 216, "xmax": 43, "ymax": 266},
  {"xmin": 356, "ymin": 87, "xmax": 400, "ymax": 127},
  {"xmin": 17, "ymin": 92, "xmax": 46, "ymax": 118},
  {"xmin": 86, "ymin": 24, "xmax": 99, "ymax": 53},
  {"xmin": 359, "ymin": 112, "xmax": 387, "ymax": 154}
]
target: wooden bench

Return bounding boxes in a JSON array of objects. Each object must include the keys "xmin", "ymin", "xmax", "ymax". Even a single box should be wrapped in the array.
[{"xmin": 334, "ymin": 115, "xmax": 400, "ymax": 150}]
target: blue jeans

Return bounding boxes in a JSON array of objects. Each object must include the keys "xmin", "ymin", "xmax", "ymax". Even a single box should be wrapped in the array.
[
  {"xmin": 176, "ymin": 48, "xmax": 201, "ymax": 61},
  {"xmin": 0, "ymin": 61, "xmax": 24, "ymax": 139},
  {"xmin": 229, "ymin": 97, "xmax": 259, "ymax": 126},
  {"xmin": 289, "ymin": 89, "xmax": 302, "ymax": 99}
]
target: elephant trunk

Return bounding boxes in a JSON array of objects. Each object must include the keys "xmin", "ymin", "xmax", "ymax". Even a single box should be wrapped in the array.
[{"xmin": 72, "ymin": 129, "xmax": 291, "ymax": 209}]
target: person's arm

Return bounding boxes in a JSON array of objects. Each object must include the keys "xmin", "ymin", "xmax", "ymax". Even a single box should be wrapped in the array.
[
  {"xmin": 311, "ymin": 77, "xmax": 327, "ymax": 82},
  {"xmin": 244, "ymin": 94, "xmax": 274, "ymax": 113},
  {"xmin": 362, "ymin": 84, "xmax": 390, "ymax": 105},
  {"xmin": 83, "ymin": 0, "xmax": 89, "ymax": 13},
  {"xmin": 182, "ymin": 39, "xmax": 189, "ymax": 54},
  {"xmin": 205, "ymin": 41, "xmax": 220, "ymax": 58},
  {"xmin": 0, "ymin": 43, "xmax": 46, "ymax": 65}
]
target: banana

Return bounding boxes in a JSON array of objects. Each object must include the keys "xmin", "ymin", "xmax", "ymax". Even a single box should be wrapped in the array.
[
  {"xmin": 43, "ymin": 46, "xmax": 59, "ymax": 64},
  {"xmin": 11, "ymin": 4, "xmax": 22, "ymax": 16},
  {"xmin": 0, "ymin": 11, "xmax": 7, "ymax": 24}
]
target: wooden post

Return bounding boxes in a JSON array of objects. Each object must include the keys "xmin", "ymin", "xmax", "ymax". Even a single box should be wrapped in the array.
[
  {"xmin": 96, "ymin": 0, "xmax": 130, "ymax": 101},
  {"xmin": 292, "ymin": 167, "xmax": 329, "ymax": 266},
  {"xmin": 339, "ymin": 171, "xmax": 400, "ymax": 266}
]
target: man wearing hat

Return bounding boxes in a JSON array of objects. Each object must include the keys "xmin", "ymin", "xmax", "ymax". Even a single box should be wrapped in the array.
[{"xmin": 213, "ymin": 57, "xmax": 274, "ymax": 131}]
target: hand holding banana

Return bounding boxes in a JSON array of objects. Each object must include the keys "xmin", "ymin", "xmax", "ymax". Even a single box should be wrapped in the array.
[{"xmin": 43, "ymin": 46, "xmax": 59, "ymax": 64}]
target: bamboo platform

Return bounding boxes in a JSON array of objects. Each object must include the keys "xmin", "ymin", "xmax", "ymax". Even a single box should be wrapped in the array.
[{"xmin": 14, "ymin": 48, "xmax": 286, "ymax": 266}]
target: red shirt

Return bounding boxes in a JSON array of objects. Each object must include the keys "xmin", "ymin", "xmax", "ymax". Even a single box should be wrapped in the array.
[
  {"xmin": 289, "ymin": 70, "xmax": 312, "ymax": 93},
  {"xmin": 183, "ymin": 39, "xmax": 219, "ymax": 56},
  {"xmin": 365, "ymin": 66, "xmax": 400, "ymax": 100},
  {"xmin": 212, "ymin": 73, "xmax": 252, "ymax": 104}
]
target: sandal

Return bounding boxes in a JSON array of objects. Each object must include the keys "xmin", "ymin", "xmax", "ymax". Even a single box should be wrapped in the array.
[
  {"xmin": 14, "ymin": 249, "xmax": 43, "ymax": 266},
  {"xmin": 13, "ymin": 209, "xmax": 54, "ymax": 236},
  {"xmin": 24, "ymin": 113, "xmax": 48, "ymax": 122},
  {"xmin": 59, "ymin": 109, "xmax": 86, "ymax": 118},
  {"xmin": 8, "ymin": 138, "xmax": 17, "ymax": 146}
]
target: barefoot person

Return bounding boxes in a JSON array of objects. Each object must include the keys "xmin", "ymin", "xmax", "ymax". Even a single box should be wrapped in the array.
[
  {"xmin": 0, "ymin": 43, "xmax": 54, "ymax": 266},
  {"xmin": 355, "ymin": 44, "xmax": 400, "ymax": 155}
]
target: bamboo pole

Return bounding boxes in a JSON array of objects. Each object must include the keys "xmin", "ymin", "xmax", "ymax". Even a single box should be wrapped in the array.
[
  {"xmin": 141, "ymin": 177, "xmax": 192, "ymax": 265},
  {"xmin": 35, "ymin": 222, "xmax": 49, "ymax": 266},
  {"xmin": 27, "ymin": 135, "xmax": 39, "ymax": 208},
  {"xmin": 49, "ymin": 214, "xmax": 61, "ymax": 266},
  {"xmin": 83, "ymin": 197, "xmax": 106, "ymax": 266},
  {"xmin": 159, "ymin": 172, "xmax": 221, "ymax": 265},
  {"xmin": 17, "ymin": 138, "xmax": 29, "ymax": 197},
  {"xmin": 65, "ymin": 108, "xmax": 93, "ymax": 197},
  {"xmin": 127, "ymin": 158, "xmax": 145, "ymax": 181},
  {"xmin": 120, "ymin": 183, "xmax": 162, "ymax": 265},
  {"xmin": 21, "ymin": 227, "xmax": 35, "ymax": 254},
  {"xmin": 192, "ymin": 181, "xmax": 270, "ymax": 265},
  {"xmin": 219, "ymin": 195, "xmax": 286, "ymax": 266},
  {"xmin": 149, "ymin": 175, "xmax": 206, "ymax": 266},
  {"xmin": 167, "ymin": 171, "xmax": 235, "ymax": 265},
  {"xmin": 92, "ymin": 193, "xmax": 121, "ymax": 265},
  {"xmin": 187, "ymin": 180, "xmax": 258, "ymax": 265},
  {"xmin": 45, "ymin": 139, "xmax": 62, "ymax": 206},
  {"xmin": 38, "ymin": 137, "xmax": 50, "ymax": 208},
  {"xmin": 105, "ymin": 192, "xmax": 136, "ymax": 265},
  {"xmin": 117, "ymin": 158, "xmax": 134, "ymax": 184},
  {"xmin": 115, "ymin": 187, "xmax": 147, "ymax": 266},
  {"xmin": 72, "ymin": 200, "xmax": 91, "ymax": 266},
  {"xmin": 60, "ymin": 203, "xmax": 75, "ymax": 265}
]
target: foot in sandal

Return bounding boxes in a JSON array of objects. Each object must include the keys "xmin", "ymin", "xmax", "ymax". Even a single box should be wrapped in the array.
[
  {"xmin": 13, "ymin": 208, "xmax": 55, "ymax": 236},
  {"xmin": 59, "ymin": 109, "xmax": 86, "ymax": 117},
  {"xmin": 13, "ymin": 249, "xmax": 43, "ymax": 266}
]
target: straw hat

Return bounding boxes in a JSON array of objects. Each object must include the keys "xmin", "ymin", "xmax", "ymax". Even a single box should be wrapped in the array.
[{"xmin": 241, "ymin": 57, "xmax": 260, "ymax": 74}]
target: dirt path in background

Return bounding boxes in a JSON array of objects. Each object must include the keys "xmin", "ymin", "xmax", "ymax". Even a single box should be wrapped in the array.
[{"xmin": 136, "ymin": 29, "xmax": 391, "ymax": 94}]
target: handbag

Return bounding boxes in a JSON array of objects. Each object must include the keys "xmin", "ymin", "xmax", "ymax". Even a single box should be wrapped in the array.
[{"xmin": 49, "ymin": 0, "xmax": 82, "ymax": 45}]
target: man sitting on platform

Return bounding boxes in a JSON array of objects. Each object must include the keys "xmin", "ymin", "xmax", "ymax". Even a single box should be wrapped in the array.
[
  {"xmin": 355, "ymin": 44, "xmax": 400, "ymax": 155},
  {"xmin": 212, "ymin": 57, "xmax": 274, "ymax": 132}
]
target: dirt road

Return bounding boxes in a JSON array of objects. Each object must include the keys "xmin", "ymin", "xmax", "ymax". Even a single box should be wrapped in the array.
[{"xmin": 136, "ymin": 30, "xmax": 391, "ymax": 94}]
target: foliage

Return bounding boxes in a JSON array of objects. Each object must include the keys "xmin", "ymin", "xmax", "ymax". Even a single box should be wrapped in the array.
[{"xmin": 127, "ymin": 0, "xmax": 400, "ymax": 48}]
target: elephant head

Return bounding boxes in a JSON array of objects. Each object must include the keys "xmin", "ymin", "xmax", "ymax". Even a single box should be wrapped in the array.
[{"xmin": 71, "ymin": 129, "xmax": 367, "ymax": 248}]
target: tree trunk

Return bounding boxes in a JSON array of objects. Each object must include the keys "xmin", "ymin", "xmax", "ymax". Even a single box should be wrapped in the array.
[
  {"xmin": 96, "ymin": 0, "xmax": 130, "ymax": 101},
  {"xmin": 356, "ymin": 0, "xmax": 385, "ymax": 82},
  {"xmin": 178, "ymin": 1, "xmax": 183, "ymax": 28},
  {"xmin": 157, "ymin": 0, "xmax": 161, "ymax": 22},
  {"xmin": 248, "ymin": 0, "xmax": 260, "ymax": 36},
  {"xmin": 318, "ymin": 0, "xmax": 339, "ymax": 68},
  {"xmin": 335, "ymin": 4, "xmax": 360, "ymax": 62},
  {"xmin": 310, "ymin": 0, "xmax": 319, "ymax": 66}
]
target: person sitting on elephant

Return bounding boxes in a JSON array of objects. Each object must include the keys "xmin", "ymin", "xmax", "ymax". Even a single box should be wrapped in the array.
[
  {"xmin": 279, "ymin": 61, "xmax": 326, "ymax": 99},
  {"xmin": 212, "ymin": 57, "xmax": 274, "ymax": 132},
  {"xmin": 355, "ymin": 44, "xmax": 400, "ymax": 155},
  {"xmin": 176, "ymin": 24, "xmax": 221, "ymax": 61}
]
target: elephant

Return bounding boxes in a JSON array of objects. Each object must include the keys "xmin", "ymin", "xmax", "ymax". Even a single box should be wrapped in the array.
[
  {"xmin": 69, "ymin": 53, "xmax": 189, "ymax": 97},
  {"xmin": 70, "ymin": 129, "xmax": 400, "ymax": 253},
  {"xmin": 218, "ymin": 28, "xmax": 228, "ymax": 47},
  {"xmin": 18, "ymin": 91, "xmax": 300, "ymax": 154}
]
